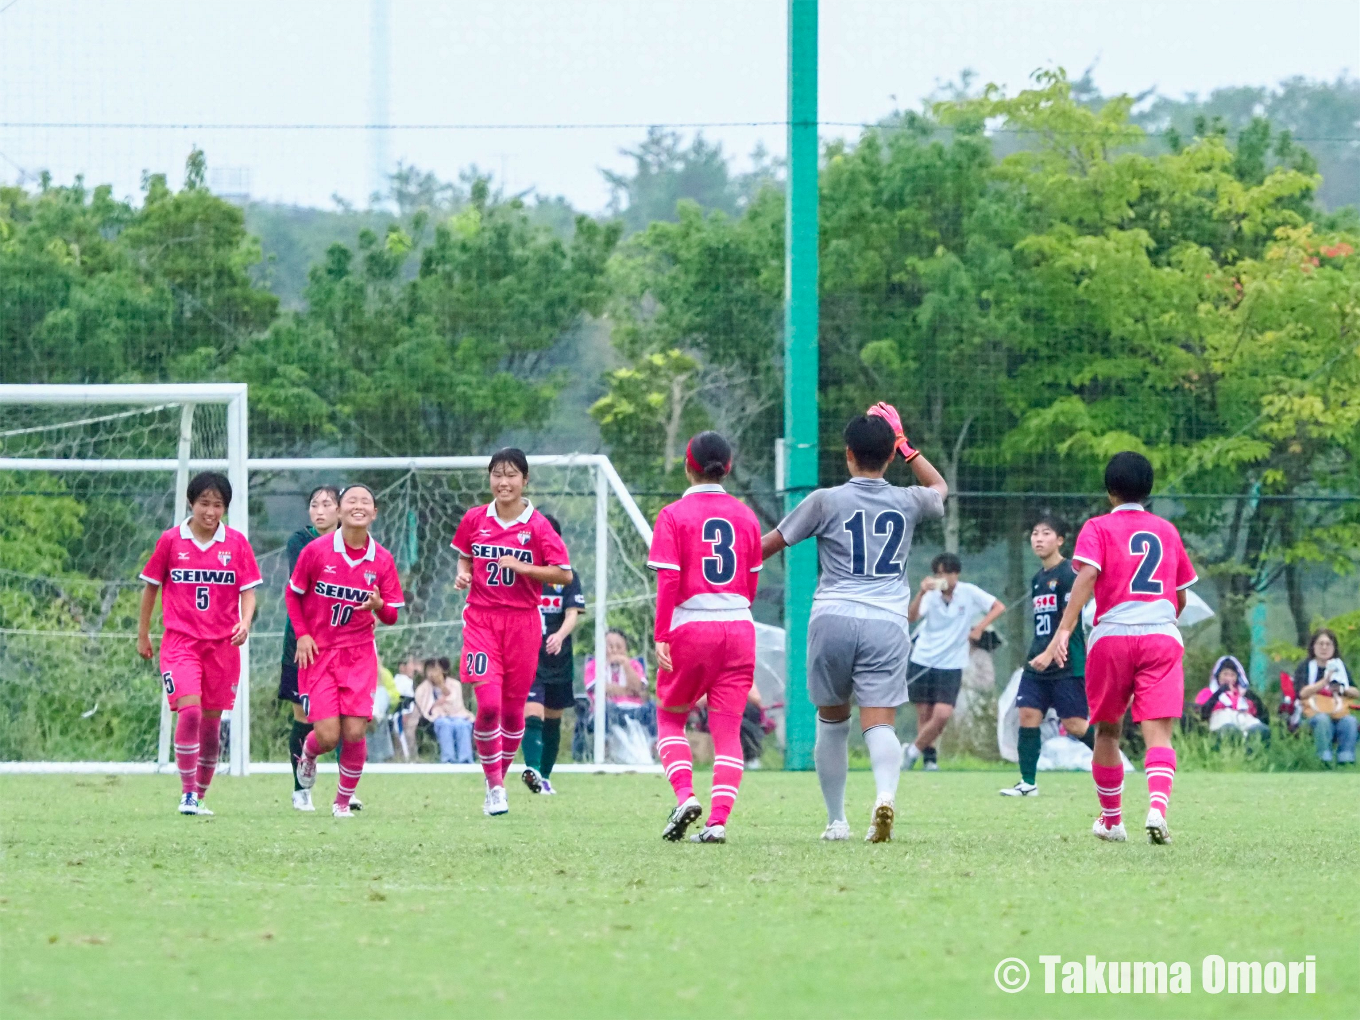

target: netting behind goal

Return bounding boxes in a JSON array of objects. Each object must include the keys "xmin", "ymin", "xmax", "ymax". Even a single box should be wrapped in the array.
[
  {"xmin": 246, "ymin": 459, "xmax": 654, "ymax": 767},
  {"xmin": 0, "ymin": 391, "xmax": 239, "ymax": 764},
  {"xmin": 0, "ymin": 386, "xmax": 659, "ymax": 769}
]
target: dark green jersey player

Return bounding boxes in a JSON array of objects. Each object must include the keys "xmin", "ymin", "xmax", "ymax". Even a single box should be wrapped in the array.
[
  {"xmin": 521, "ymin": 514, "xmax": 585, "ymax": 794},
  {"xmin": 1001, "ymin": 513, "xmax": 1095, "ymax": 798}
]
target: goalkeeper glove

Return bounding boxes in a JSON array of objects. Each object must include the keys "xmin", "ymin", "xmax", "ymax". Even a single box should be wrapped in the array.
[{"xmin": 867, "ymin": 402, "xmax": 920, "ymax": 463}]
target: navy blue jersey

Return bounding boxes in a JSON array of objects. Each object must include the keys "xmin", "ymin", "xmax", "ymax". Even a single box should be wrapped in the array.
[
  {"xmin": 537, "ymin": 570, "xmax": 585, "ymax": 683},
  {"xmin": 1026, "ymin": 558, "xmax": 1086, "ymax": 678}
]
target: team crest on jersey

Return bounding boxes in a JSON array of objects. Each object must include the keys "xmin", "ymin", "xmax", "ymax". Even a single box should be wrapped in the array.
[
  {"xmin": 218, "ymin": 550, "xmax": 232, "ymax": 566},
  {"xmin": 518, "ymin": 531, "xmax": 532, "ymax": 545},
  {"xmin": 1047, "ymin": 578, "xmax": 1058, "ymax": 590},
  {"xmin": 364, "ymin": 571, "xmax": 377, "ymax": 585}
]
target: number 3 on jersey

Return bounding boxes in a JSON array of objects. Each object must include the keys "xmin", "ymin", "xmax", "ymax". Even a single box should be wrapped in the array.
[
  {"xmin": 1128, "ymin": 531, "xmax": 1164, "ymax": 594},
  {"xmin": 842, "ymin": 510, "xmax": 906, "ymax": 576},
  {"xmin": 701, "ymin": 518, "xmax": 737, "ymax": 584}
]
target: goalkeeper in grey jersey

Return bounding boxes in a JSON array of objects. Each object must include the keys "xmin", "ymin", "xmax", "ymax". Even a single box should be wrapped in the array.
[{"xmin": 761, "ymin": 407, "xmax": 947, "ymax": 842}]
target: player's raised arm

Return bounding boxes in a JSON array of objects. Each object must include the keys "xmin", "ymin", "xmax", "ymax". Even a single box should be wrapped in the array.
[{"xmin": 866, "ymin": 402, "xmax": 948, "ymax": 501}]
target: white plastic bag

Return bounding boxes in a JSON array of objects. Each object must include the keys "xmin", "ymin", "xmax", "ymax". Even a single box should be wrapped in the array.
[
  {"xmin": 607, "ymin": 716, "xmax": 654, "ymax": 766},
  {"xmin": 1037, "ymin": 735, "xmax": 1134, "ymax": 773}
]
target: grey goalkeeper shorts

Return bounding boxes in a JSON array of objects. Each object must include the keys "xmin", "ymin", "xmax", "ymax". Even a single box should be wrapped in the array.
[{"xmin": 806, "ymin": 612, "xmax": 911, "ymax": 708}]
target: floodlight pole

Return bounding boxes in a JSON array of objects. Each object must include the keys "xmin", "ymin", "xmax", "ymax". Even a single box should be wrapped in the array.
[{"xmin": 783, "ymin": 0, "xmax": 819, "ymax": 770}]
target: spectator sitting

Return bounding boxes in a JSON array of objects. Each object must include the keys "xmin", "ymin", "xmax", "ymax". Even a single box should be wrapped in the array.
[
  {"xmin": 584, "ymin": 629, "xmax": 657, "ymax": 737},
  {"xmin": 1194, "ymin": 655, "xmax": 1269, "ymax": 741},
  {"xmin": 415, "ymin": 656, "xmax": 474, "ymax": 764},
  {"xmin": 392, "ymin": 652, "xmax": 422, "ymax": 761},
  {"xmin": 1294, "ymin": 629, "xmax": 1359, "ymax": 767}
]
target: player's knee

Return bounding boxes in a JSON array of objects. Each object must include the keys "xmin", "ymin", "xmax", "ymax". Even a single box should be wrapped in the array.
[
  {"xmin": 817, "ymin": 705, "xmax": 851, "ymax": 724},
  {"xmin": 1062, "ymin": 716, "xmax": 1088, "ymax": 736},
  {"xmin": 1017, "ymin": 708, "xmax": 1044, "ymax": 727},
  {"xmin": 1095, "ymin": 720, "xmax": 1121, "ymax": 740}
]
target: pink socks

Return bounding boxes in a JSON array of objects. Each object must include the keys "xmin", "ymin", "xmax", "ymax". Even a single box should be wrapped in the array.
[
  {"xmin": 335, "ymin": 739, "xmax": 366, "ymax": 808},
  {"xmin": 500, "ymin": 700, "xmax": 526, "ymax": 779},
  {"xmin": 302, "ymin": 728, "xmax": 321, "ymax": 761},
  {"xmin": 1144, "ymin": 746, "xmax": 1176, "ymax": 817},
  {"xmin": 656, "ymin": 709, "xmax": 694, "ymax": 804},
  {"xmin": 474, "ymin": 691, "xmax": 503, "ymax": 788},
  {"xmin": 1092, "ymin": 762, "xmax": 1125, "ymax": 829},
  {"xmin": 195, "ymin": 714, "xmax": 221, "ymax": 798},
  {"xmin": 706, "ymin": 710, "xmax": 744, "ymax": 826},
  {"xmin": 174, "ymin": 706, "xmax": 202, "ymax": 795}
]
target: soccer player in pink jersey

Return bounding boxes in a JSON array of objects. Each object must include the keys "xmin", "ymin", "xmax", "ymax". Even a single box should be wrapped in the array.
[
  {"xmin": 137, "ymin": 472, "xmax": 262, "ymax": 816},
  {"xmin": 1031, "ymin": 452, "xmax": 1197, "ymax": 845},
  {"xmin": 286, "ymin": 484, "xmax": 405, "ymax": 818},
  {"xmin": 647, "ymin": 431, "xmax": 763, "ymax": 844},
  {"xmin": 451, "ymin": 448, "xmax": 572, "ymax": 817}
]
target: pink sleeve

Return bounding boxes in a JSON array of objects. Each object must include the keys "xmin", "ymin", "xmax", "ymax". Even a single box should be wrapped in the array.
[
  {"xmin": 647, "ymin": 509, "xmax": 679, "ymax": 571},
  {"xmin": 539, "ymin": 520, "xmax": 571, "ymax": 568},
  {"xmin": 377, "ymin": 555, "xmax": 405, "ymax": 623},
  {"xmin": 1174, "ymin": 530, "xmax": 1198, "ymax": 590},
  {"xmin": 236, "ymin": 537, "xmax": 263, "ymax": 591},
  {"xmin": 654, "ymin": 566, "xmax": 679, "ymax": 644},
  {"xmin": 451, "ymin": 509, "xmax": 475, "ymax": 557},
  {"xmin": 1072, "ymin": 519, "xmax": 1103, "ymax": 571},
  {"xmin": 139, "ymin": 532, "xmax": 170, "ymax": 585}
]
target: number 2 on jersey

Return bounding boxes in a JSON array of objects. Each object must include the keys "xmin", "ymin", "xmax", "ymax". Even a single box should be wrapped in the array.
[
  {"xmin": 1128, "ymin": 531, "xmax": 1164, "ymax": 594},
  {"xmin": 842, "ymin": 510, "xmax": 906, "ymax": 576},
  {"xmin": 701, "ymin": 518, "xmax": 737, "ymax": 584}
]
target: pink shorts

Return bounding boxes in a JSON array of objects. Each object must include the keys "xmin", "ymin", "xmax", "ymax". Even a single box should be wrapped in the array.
[
  {"xmin": 657, "ymin": 620, "xmax": 755, "ymax": 716},
  {"xmin": 1085, "ymin": 632, "xmax": 1185, "ymax": 724},
  {"xmin": 460, "ymin": 607, "xmax": 541, "ymax": 705},
  {"xmin": 300, "ymin": 643, "xmax": 378, "ymax": 722},
  {"xmin": 159, "ymin": 631, "xmax": 240, "ymax": 712}
]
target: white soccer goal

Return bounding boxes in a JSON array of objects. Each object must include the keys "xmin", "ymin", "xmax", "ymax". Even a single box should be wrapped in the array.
[{"xmin": 0, "ymin": 383, "xmax": 665, "ymax": 775}]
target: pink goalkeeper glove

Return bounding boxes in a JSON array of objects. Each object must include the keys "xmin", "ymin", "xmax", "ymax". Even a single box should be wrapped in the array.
[{"xmin": 867, "ymin": 402, "xmax": 920, "ymax": 462}]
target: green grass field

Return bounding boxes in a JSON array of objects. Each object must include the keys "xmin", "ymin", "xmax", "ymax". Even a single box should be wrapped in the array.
[{"xmin": 2, "ymin": 770, "xmax": 1356, "ymax": 1019}]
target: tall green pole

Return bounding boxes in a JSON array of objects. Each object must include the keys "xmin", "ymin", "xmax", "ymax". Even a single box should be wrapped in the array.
[{"xmin": 783, "ymin": 0, "xmax": 818, "ymax": 770}]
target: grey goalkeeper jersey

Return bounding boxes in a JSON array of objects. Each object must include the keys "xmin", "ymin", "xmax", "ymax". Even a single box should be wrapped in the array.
[{"xmin": 777, "ymin": 477, "xmax": 944, "ymax": 619}]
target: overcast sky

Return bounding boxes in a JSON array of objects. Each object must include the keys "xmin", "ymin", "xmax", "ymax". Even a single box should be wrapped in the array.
[{"xmin": 1, "ymin": 0, "xmax": 1356, "ymax": 211}]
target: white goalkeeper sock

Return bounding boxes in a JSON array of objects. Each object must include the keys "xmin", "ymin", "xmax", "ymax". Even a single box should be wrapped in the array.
[
  {"xmin": 863, "ymin": 724, "xmax": 902, "ymax": 803},
  {"xmin": 814, "ymin": 715, "xmax": 851, "ymax": 823}
]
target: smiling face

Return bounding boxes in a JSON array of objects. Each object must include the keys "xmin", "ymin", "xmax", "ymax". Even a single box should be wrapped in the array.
[
  {"xmin": 190, "ymin": 490, "xmax": 226, "ymax": 533},
  {"xmin": 339, "ymin": 487, "xmax": 377, "ymax": 530},
  {"xmin": 309, "ymin": 489, "xmax": 340, "ymax": 532},
  {"xmin": 490, "ymin": 463, "xmax": 527, "ymax": 507}
]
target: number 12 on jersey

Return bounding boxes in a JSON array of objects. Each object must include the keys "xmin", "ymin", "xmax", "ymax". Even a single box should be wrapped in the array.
[{"xmin": 842, "ymin": 510, "xmax": 906, "ymax": 576}]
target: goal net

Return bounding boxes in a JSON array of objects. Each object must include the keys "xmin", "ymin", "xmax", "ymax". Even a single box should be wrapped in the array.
[{"xmin": 0, "ymin": 384, "xmax": 669, "ymax": 773}]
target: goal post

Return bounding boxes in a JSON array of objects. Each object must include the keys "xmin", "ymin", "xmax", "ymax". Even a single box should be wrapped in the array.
[{"xmin": 0, "ymin": 383, "xmax": 669, "ymax": 774}]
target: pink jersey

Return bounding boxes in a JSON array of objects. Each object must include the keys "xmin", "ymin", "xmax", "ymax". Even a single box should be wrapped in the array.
[
  {"xmin": 451, "ymin": 501, "xmax": 571, "ymax": 612},
  {"xmin": 1073, "ymin": 504, "xmax": 1197, "ymax": 628},
  {"xmin": 139, "ymin": 521, "xmax": 262, "ymax": 642},
  {"xmin": 647, "ymin": 484, "xmax": 763, "ymax": 641},
  {"xmin": 287, "ymin": 530, "xmax": 404, "ymax": 649}
]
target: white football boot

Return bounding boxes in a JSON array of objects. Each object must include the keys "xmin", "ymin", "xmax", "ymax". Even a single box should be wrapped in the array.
[
  {"xmin": 900, "ymin": 743, "xmax": 922, "ymax": 771},
  {"xmin": 331, "ymin": 802, "xmax": 354, "ymax": 819},
  {"xmin": 522, "ymin": 766, "xmax": 544, "ymax": 794},
  {"xmin": 483, "ymin": 785, "xmax": 509, "ymax": 816},
  {"xmin": 820, "ymin": 819, "xmax": 851, "ymax": 841},
  {"xmin": 296, "ymin": 753, "xmax": 317, "ymax": 790},
  {"xmin": 292, "ymin": 789, "xmax": 315, "ymax": 812},
  {"xmin": 662, "ymin": 796, "xmax": 703, "ymax": 841},
  {"xmin": 1092, "ymin": 816, "xmax": 1128, "ymax": 842},
  {"xmin": 178, "ymin": 792, "xmax": 199, "ymax": 816},
  {"xmin": 999, "ymin": 781, "xmax": 1039, "ymax": 797},
  {"xmin": 689, "ymin": 824, "xmax": 726, "ymax": 844},
  {"xmin": 1145, "ymin": 808, "xmax": 1172, "ymax": 845}
]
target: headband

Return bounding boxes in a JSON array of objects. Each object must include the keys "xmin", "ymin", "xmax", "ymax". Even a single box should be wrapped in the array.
[{"xmin": 686, "ymin": 438, "xmax": 731, "ymax": 476}]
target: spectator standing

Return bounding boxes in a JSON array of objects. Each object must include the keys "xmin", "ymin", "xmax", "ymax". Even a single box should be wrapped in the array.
[
  {"xmin": 903, "ymin": 553, "xmax": 1006, "ymax": 771},
  {"xmin": 1294, "ymin": 630, "xmax": 1359, "ymax": 766},
  {"xmin": 416, "ymin": 656, "xmax": 474, "ymax": 764},
  {"xmin": 1195, "ymin": 655, "xmax": 1269, "ymax": 740}
]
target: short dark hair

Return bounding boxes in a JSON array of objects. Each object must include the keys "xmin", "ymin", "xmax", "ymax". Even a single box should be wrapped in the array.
[
  {"xmin": 1030, "ymin": 512, "xmax": 1069, "ymax": 539},
  {"xmin": 187, "ymin": 471, "xmax": 231, "ymax": 508},
  {"xmin": 931, "ymin": 552, "xmax": 962, "ymax": 574},
  {"xmin": 542, "ymin": 512, "xmax": 563, "ymax": 535},
  {"xmin": 1104, "ymin": 451, "xmax": 1154, "ymax": 504},
  {"xmin": 423, "ymin": 656, "xmax": 452, "ymax": 673},
  {"xmin": 686, "ymin": 431, "xmax": 732, "ymax": 481},
  {"xmin": 308, "ymin": 484, "xmax": 340, "ymax": 505},
  {"xmin": 606, "ymin": 627, "xmax": 630, "ymax": 649},
  {"xmin": 1309, "ymin": 629, "xmax": 1341, "ymax": 661},
  {"xmin": 843, "ymin": 415, "xmax": 896, "ymax": 471},
  {"xmin": 489, "ymin": 447, "xmax": 530, "ymax": 478}
]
